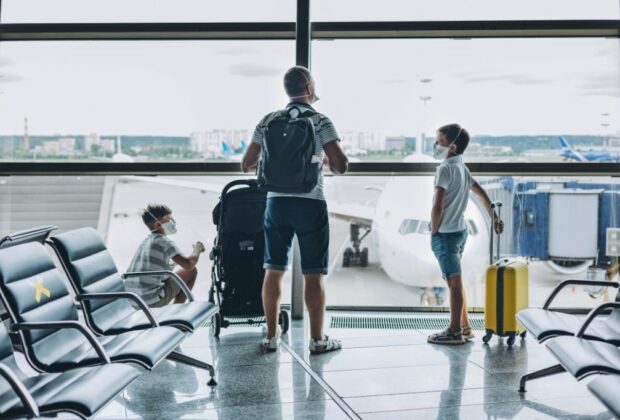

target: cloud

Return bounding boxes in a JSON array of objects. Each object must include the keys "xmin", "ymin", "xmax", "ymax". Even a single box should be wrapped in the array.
[
  {"xmin": 455, "ymin": 72, "xmax": 549, "ymax": 85},
  {"xmin": 0, "ymin": 74, "xmax": 21, "ymax": 83},
  {"xmin": 228, "ymin": 64, "xmax": 281, "ymax": 77},
  {"xmin": 578, "ymin": 72, "xmax": 620, "ymax": 97}
]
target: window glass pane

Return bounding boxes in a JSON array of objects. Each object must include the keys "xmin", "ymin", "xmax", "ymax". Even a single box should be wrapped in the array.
[
  {"xmin": 1, "ymin": 0, "xmax": 294, "ymax": 23},
  {"xmin": 0, "ymin": 41, "xmax": 294, "ymax": 161},
  {"xmin": 324, "ymin": 175, "xmax": 620, "ymax": 309},
  {"xmin": 313, "ymin": 38, "xmax": 620, "ymax": 163},
  {"xmin": 313, "ymin": 0, "xmax": 620, "ymax": 21},
  {"xmin": 1, "ymin": 174, "xmax": 617, "ymax": 311}
]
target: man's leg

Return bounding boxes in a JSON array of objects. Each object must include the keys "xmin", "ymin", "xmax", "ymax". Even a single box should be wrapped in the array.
[
  {"xmin": 173, "ymin": 267, "xmax": 197, "ymax": 304},
  {"xmin": 446, "ymin": 274, "xmax": 464, "ymax": 332},
  {"xmin": 263, "ymin": 269, "xmax": 286, "ymax": 339},
  {"xmin": 304, "ymin": 274, "xmax": 325, "ymax": 341}
]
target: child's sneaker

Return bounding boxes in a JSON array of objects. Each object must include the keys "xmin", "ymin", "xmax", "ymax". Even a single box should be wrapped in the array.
[
  {"xmin": 309, "ymin": 335, "xmax": 342, "ymax": 355},
  {"xmin": 261, "ymin": 328, "xmax": 280, "ymax": 353},
  {"xmin": 427, "ymin": 328, "xmax": 465, "ymax": 345},
  {"xmin": 462, "ymin": 325, "xmax": 475, "ymax": 341}
]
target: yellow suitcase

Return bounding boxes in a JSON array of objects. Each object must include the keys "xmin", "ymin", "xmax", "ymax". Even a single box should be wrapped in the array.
[{"xmin": 483, "ymin": 202, "xmax": 529, "ymax": 346}]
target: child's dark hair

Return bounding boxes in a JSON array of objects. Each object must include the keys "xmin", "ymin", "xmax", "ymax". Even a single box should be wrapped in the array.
[
  {"xmin": 142, "ymin": 204, "xmax": 172, "ymax": 228},
  {"xmin": 438, "ymin": 123, "xmax": 470, "ymax": 155}
]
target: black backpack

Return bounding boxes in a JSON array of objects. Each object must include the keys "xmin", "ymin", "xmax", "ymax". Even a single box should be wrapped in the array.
[{"xmin": 257, "ymin": 107, "xmax": 320, "ymax": 193}]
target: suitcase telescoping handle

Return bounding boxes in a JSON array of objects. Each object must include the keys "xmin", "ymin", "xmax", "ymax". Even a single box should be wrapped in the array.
[{"xmin": 489, "ymin": 201, "xmax": 503, "ymax": 265}]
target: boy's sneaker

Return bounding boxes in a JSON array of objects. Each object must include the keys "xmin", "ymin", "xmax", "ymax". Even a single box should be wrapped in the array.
[
  {"xmin": 427, "ymin": 328, "xmax": 465, "ymax": 345},
  {"xmin": 261, "ymin": 329, "xmax": 280, "ymax": 353},
  {"xmin": 462, "ymin": 325, "xmax": 475, "ymax": 341},
  {"xmin": 309, "ymin": 335, "xmax": 342, "ymax": 355}
]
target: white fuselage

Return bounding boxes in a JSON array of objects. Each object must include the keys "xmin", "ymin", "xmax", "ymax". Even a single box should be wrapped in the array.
[{"xmin": 371, "ymin": 175, "xmax": 489, "ymax": 289}]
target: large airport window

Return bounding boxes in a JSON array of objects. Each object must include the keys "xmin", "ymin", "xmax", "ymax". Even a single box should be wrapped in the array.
[
  {"xmin": 1, "ymin": 174, "xmax": 618, "ymax": 311},
  {"xmin": 1, "ymin": 0, "xmax": 294, "ymax": 23},
  {"xmin": 312, "ymin": 38, "xmax": 620, "ymax": 163},
  {"xmin": 312, "ymin": 0, "xmax": 620, "ymax": 21},
  {"xmin": 0, "ymin": 41, "xmax": 294, "ymax": 162}
]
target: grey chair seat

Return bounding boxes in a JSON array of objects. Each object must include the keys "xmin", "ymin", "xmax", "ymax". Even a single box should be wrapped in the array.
[
  {"xmin": 588, "ymin": 375, "xmax": 620, "ymax": 417},
  {"xmin": 518, "ymin": 308, "xmax": 620, "ymax": 345},
  {"xmin": 0, "ymin": 361, "xmax": 140, "ymax": 419},
  {"xmin": 92, "ymin": 299, "xmax": 216, "ymax": 335},
  {"xmin": 0, "ymin": 323, "xmax": 141, "ymax": 420},
  {"xmin": 545, "ymin": 336, "xmax": 620, "ymax": 378},
  {"xmin": 31, "ymin": 325, "xmax": 185, "ymax": 372}
]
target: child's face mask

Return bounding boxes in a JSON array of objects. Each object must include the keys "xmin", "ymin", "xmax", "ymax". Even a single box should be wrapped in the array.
[
  {"xmin": 145, "ymin": 209, "xmax": 177, "ymax": 235},
  {"xmin": 432, "ymin": 128, "xmax": 462, "ymax": 160}
]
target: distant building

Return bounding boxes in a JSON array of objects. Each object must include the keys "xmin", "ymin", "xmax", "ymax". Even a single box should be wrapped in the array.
[
  {"xmin": 190, "ymin": 129, "xmax": 251, "ymax": 157},
  {"xmin": 84, "ymin": 133, "xmax": 100, "ymax": 152},
  {"xmin": 57, "ymin": 138, "xmax": 76, "ymax": 155},
  {"xmin": 385, "ymin": 136, "xmax": 405, "ymax": 151},
  {"xmin": 100, "ymin": 139, "xmax": 116, "ymax": 154},
  {"xmin": 340, "ymin": 131, "xmax": 385, "ymax": 152}
]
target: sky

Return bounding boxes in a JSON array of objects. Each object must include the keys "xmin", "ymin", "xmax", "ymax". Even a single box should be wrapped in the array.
[{"xmin": 0, "ymin": 1, "xmax": 618, "ymax": 137}]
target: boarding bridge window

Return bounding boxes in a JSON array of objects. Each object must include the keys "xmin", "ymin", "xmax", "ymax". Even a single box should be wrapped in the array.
[
  {"xmin": 466, "ymin": 219, "xmax": 478, "ymax": 236},
  {"xmin": 418, "ymin": 221, "xmax": 432, "ymax": 234},
  {"xmin": 398, "ymin": 219, "xmax": 420, "ymax": 235},
  {"xmin": 0, "ymin": 41, "xmax": 294, "ymax": 162},
  {"xmin": 312, "ymin": 38, "xmax": 620, "ymax": 163},
  {"xmin": 1, "ymin": 0, "xmax": 294, "ymax": 23}
]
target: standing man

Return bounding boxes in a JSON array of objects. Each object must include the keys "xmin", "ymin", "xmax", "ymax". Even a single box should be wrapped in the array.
[{"xmin": 241, "ymin": 66, "xmax": 348, "ymax": 354}]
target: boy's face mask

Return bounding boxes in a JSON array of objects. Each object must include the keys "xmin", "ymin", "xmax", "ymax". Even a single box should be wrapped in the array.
[
  {"xmin": 432, "ymin": 128, "xmax": 462, "ymax": 160},
  {"xmin": 145, "ymin": 209, "xmax": 177, "ymax": 235},
  {"xmin": 161, "ymin": 219, "xmax": 177, "ymax": 235}
]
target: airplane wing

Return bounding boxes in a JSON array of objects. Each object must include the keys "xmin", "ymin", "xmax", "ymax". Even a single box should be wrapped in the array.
[
  {"xmin": 329, "ymin": 202, "xmax": 374, "ymax": 228},
  {"xmin": 119, "ymin": 175, "xmax": 225, "ymax": 194}
]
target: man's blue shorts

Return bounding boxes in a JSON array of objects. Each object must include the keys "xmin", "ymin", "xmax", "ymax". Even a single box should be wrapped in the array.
[
  {"xmin": 264, "ymin": 197, "xmax": 329, "ymax": 275},
  {"xmin": 431, "ymin": 229, "xmax": 468, "ymax": 278}
]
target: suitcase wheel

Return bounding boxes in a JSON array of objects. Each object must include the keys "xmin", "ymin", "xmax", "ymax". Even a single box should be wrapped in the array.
[
  {"xmin": 520, "ymin": 331, "xmax": 527, "ymax": 339},
  {"xmin": 279, "ymin": 309, "xmax": 290, "ymax": 335},
  {"xmin": 482, "ymin": 329, "xmax": 493, "ymax": 344},
  {"xmin": 507, "ymin": 333, "xmax": 516, "ymax": 347},
  {"xmin": 213, "ymin": 313, "xmax": 222, "ymax": 338}
]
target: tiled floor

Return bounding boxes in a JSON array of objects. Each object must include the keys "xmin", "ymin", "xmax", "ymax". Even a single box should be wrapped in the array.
[{"xmin": 80, "ymin": 312, "xmax": 612, "ymax": 420}]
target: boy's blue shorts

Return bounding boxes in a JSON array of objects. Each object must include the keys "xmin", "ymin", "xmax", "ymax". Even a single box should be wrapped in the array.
[
  {"xmin": 263, "ymin": 197, "xmax": 329, "ymax": 275},
  {"xmin": 431, "ymin": 229, "xmax": 468, "ymax": 278}
]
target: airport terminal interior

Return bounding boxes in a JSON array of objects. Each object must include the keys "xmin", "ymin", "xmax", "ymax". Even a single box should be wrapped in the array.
[{"xmin": 0, "ymin": 1, "xmax": 620, "ymax": 419}]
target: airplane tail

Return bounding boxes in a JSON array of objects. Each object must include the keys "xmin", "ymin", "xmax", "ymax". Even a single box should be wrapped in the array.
[
  {"xmin": 221, "ymin": 141, "xmax": 232, "ymax": 154},
  {"xmin": 559, "ymin": 136, "xmax": 587, "ymax": 162},
  {"xmin": 240, "ymin": 140, "xmax": 248, "ymax": 152},
  {"xmin": 559, "ymin": 136, "xmax": 572, "ymax": 150}
]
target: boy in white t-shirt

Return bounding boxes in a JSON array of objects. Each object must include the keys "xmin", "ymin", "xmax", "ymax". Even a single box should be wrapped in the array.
[{"xmin": 428, "ymin": 124, "xmax": 504, "ymax": 345}]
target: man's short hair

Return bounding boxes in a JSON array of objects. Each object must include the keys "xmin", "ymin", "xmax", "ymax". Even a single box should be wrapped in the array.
[
  {"xmin": 142, "ymin": 204, "xmax": 172, "ymax": 228},
  {"xmin": 283, "ymin": 66, "xmax": 313, "ymax": 98},
  {"xmin": 437, "ymin": 123, "xmax": 470, "ymax": 155}
]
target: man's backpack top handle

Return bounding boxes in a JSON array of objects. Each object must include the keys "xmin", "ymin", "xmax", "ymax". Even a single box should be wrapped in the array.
[{"xmin": 257, "ymin": 106, "xmax": 321, "ymax": 194}]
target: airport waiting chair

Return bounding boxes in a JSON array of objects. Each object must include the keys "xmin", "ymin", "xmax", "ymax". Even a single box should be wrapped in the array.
[
  {"xmin": 516, "ymin": 279, "xmax": 620, "ymax": 345},
  {"xmin": 48, "ymin": 227, "xmax": 217, "ymax": 334},
  {"xmin": 0, "ymin": 323, "xmax": 141, "ymax": 419},
  {"xmin": 47, "ymin": 227, "xmax": 218, "ymax": 385},
  {"xmin": 519, "ymin": 302, "xmax": 620, "ymax": 393},
  {"xmin": 0, "ymin": 241, "xmax": 187, "ymax": 374},
  {"xmin": 588, "ymin": 375, "xmax": 620, "ymax": 417},
  {"xmin": 0, "ymin": 225, "xmax": 57, "ymax": 250}
]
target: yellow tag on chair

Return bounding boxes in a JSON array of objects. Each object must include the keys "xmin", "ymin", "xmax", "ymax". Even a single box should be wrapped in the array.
[{"xmin": 29, "ymin": 276, "xmax": 51, "ymax": 303}]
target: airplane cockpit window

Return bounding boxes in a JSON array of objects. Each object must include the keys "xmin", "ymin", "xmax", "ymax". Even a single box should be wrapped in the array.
[
  {"xmin": 418, "ymin": 221, "xmax": 432, "ymax": 234},
  {"xmin": 398, "ymin": 219, "xmax": 420, "ymax": 235},
  {"xmin": 466, "ymin": 219, "xmax": 478, "ymax": 236}
]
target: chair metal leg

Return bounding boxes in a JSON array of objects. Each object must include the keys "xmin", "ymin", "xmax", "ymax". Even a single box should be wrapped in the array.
[
  {"xmin": 519, "ymin": 364, "xmax": 565, "ymax": 393},
  {"xmin": 168, "ymin": 350, "xmax": 217, "ymax": 386}
]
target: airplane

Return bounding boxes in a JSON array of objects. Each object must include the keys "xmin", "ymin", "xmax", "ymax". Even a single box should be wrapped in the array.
[{"xmin": 559, "ymin": 136, "xmax": 620, "ymax": 162}]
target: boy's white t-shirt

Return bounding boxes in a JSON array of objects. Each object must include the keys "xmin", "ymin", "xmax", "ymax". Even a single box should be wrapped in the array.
[{"xmin": 434, "ymin": 155, "xmax": 474, "ymax": 233}]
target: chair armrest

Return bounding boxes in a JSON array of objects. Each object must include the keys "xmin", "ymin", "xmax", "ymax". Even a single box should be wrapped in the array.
[
  {"xmin": 0, "ymin": 363, "xmax": 39, "ymax": 418},
  {"xmin": 543, "ymin": 280, "xmax": 619, "ymax": 310},
  {"xmin": 76, "ymin": 292, "xmax": 159, "ymax": 328},
  {"xmin": 122, "ymin": 271, "xmax": 194, "ymax": 302},
  {"xmin": 12, "ymin": 321, "xmax": 110, "ymax": 364},
  {"xmin": 576, "ymin": 302, "xmax": 620, "ymax": 337}
]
